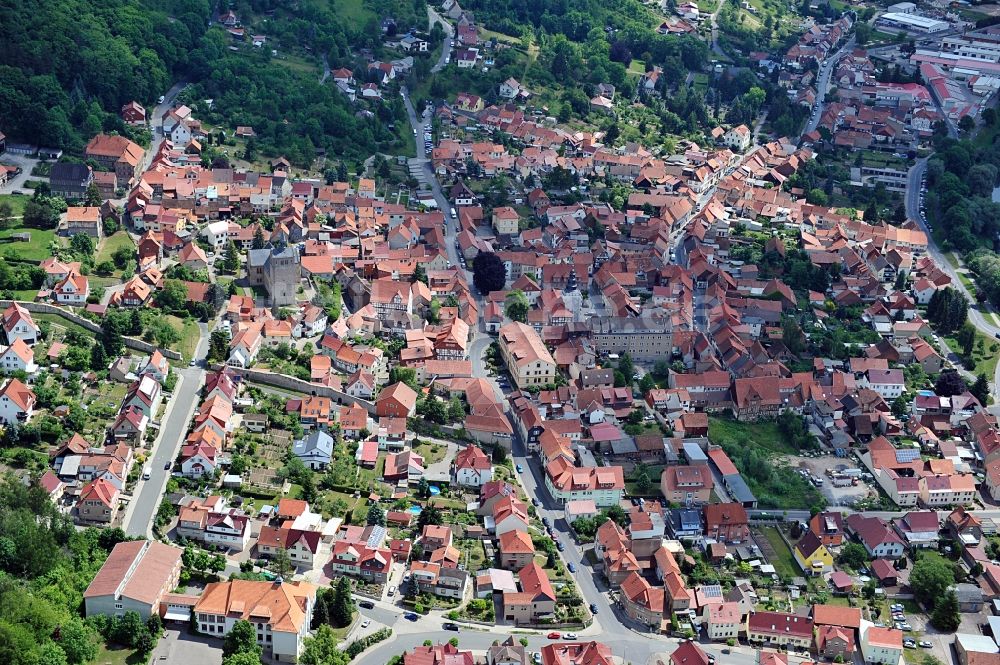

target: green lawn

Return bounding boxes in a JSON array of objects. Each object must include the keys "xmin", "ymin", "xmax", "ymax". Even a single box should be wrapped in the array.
[
  {"xmin": 414, "ymin": 439, "xmax": 448, "ymax": 466},
  {"xmin": 943, "ymin": 328, "xmax": 1000, "ymax": 380},
  {"xmin": 758, "ymin": 526, "xmax": 799, "ymax": 579},
  {"xmin": 0, "ymin": 224, "xmax": 58, "ymax": 261},
  {"xmin": 90, "ymin": 642, "xmax": 143, "ymax": 665},
  {"xmin": 96, "ymin": 231, "xmax": 134, "ymax": 265},
  {"xmin": 0, "ymin": 194, "xmax": 29, "ymax": 218},
  {"xmin": 708, "ymin": 416, "xmax": 798, "ymax": 455}
]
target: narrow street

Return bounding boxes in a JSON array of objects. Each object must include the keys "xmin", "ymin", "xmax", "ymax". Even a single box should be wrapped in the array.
[
  {"xmin": 803, "ymin": 36, "xmax": 855, "ymax": 137},
  {"xmin": 123, "ymin": 323, "xmax": 210, "ymax": 537}
]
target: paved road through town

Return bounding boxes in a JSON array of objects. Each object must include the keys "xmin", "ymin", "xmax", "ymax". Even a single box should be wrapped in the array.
[
  {"xmin": 803, "ymin": 37, "xmax": 855, "ymax": 136},
  {"xmin": 123, "ymin": 323, "xmax": 210, "ymax": 538}
]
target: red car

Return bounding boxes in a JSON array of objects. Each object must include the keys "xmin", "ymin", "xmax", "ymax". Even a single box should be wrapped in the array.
[{"xmin": 547, "ymin": 632, "xmax": 561, "ymax": 639}]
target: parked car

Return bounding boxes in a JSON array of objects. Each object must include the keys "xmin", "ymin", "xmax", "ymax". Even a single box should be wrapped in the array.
[
  {"xmin": 567, "ymin": 562, "xmax": 577, "ymax": 573},
  {"xmin": 564, "ymin": 633, "xmax": 577, "ymax": 640},
  {"xmin": 556, "ymin": 541, "xmax": 565, "ymax": 551},
  {"xmin": 589, "ymin": 603, "xmax": 598, "ymax": 614},
  {"xmin": 163, "ymin": 462, "xmax": 171, "ymax": 470},
  {"xmin": 405, "ymin": 612, "xmax": 418, "ymax": 621},
  {"xmin": 547, "ymin": 632, "xmax": 561, "ymax": 639},
  {"xmin": 919, "ymin": 641, "xmax": 932, "ymax": 649},
  {"xmin": 358, "ymin": 600, "xmax": 375, "ymax": 609},
  {"xmin": 361, "ymin": 619, "xmax": 370, "ymax": 628},
  {"xmin": 531, "ymin": 498, "xmax": 539, "ymax": 507},
  {"xmin": 443, "ymin": 623, "xmax": 460, "ymax": 632},
  {"xmin": 541, "ymin": 517, "xmax": 550, "ymax": 527},
  {"xmin": 388, "ymin": 586, "xmax": 396, "ymax": 597}
]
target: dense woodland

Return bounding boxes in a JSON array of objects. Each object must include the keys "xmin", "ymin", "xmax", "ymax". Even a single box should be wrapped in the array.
[
  {"xmin": 0, "ymin": 476, "xmax": 134, "ymax": 665},
  {"xmin": 0, "ymin": 0, "xmax": 414, "ymax": 164}
]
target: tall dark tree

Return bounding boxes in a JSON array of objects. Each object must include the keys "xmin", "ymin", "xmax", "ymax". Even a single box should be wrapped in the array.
[
  {"xmin": 972, "ymin": 373, "xmax": 991, "ymax": 405},
  {"xmin": 472, "ymin": 252, "xmax": 506, "ymax": 295},
  {"xmin": 935, "ymin": 370, "xmax": 968, "ymax": 397},
  {"xmin": 331, "ymin": 577, "xmax": 355, "ymax": 627}
]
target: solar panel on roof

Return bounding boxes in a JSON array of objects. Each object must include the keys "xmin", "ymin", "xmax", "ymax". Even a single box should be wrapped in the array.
[{"xmin": 895, "ymin": 448, "xmax": 920, "ymax": 463}]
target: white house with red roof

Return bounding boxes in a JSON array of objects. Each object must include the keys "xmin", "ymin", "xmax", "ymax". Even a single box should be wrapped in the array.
[
  {"xmin": 0, "ymin": 377, "xmax": 35, "ymax": 424},
  {"xmin": 2, "ymin": 303, "xmax": 39, "ymax": 345},
  {"xmin": 53, "ymin": 271, "xmax": 89, "ymax": 304},
  {"xmin": 0, "ymin": 338, "xmax": 37, "ymax": 374},
  {"xmin": 180, "ymin": 442, "xmax": 218, "ymax": 478},
  {"xmin": 451, "ymin": 444, "xmax": 493, "ymax": 487}
]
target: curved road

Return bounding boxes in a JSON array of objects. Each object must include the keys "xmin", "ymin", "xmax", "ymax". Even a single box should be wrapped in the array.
[{"xmin": 905, "ymin": 158, "xmax": 1000, "ymax": 400}]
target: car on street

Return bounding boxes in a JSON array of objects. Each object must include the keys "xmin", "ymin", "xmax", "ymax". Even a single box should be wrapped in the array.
[
  {"xmin": 547, "ymin": 632, "xmax": 561, "ymax": 639},
  {"xmin": 589, "ymin": 603, "xmax": 598, "ymax": 614},
  {"xmin": 903, "ymin": 640, "xmax": 916, "ymax": 649},
  {"xmin": 567, "ymin": 562, "xmax": 576, "ymax": 573},
  {"xmin": 708, "ymin": 655, "xmax": 716, "ymax": 664},
  {"xmin": 532, "ymin": 654, "xmax": 541, "ymax": 664},
  {"xmin": 388, "ymin": 586, "xmax": 396, "ymax": 597},
  {"xmin": 361, "ymin": 619, "xmax": 370, "ymax": 628},
  {"xmin": 564, "ymin": 633, "xmax": 577, "ymax": 640},
  {"xmin": 158, "ymin": 95, "xmax": 165, "ymax": 103},
  {"xmin": 556, "ymin": 541, "xmax": 565, "ymax": 551},
  {"xmin": 919, "ymin": 641, "xmax": 932, "ymax": 648},
  {"xmin": 164, "ymin": 462, "xmax": 171, "ymax": 470},
  {"xmin": 516, "ymin": 464, "xmax": 523, "ymax": 473},
  {"xmin": 189, "ymin": 359, "xmax": 196, "ymax": 366},
  {"xmin": 443, "ymin": 623, "xmax": 460, "ymax": 632},
  {"xmin": 531, "ymin": 498, "xmax": 539, "ymax": 506},
  {"xmin": 542, "ymin": 517, "xmax": 550, "ymax": 527},
  {"xmin": 358, "ymin": 600, "xmax": 375, "ymax": 609},
  {"xmin": 405, "ymin": 613, "xmax": 418, "ymax": 621}
]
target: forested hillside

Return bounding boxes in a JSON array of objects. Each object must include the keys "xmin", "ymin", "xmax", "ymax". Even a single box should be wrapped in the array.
[
  {"xmin": 0, "ymin": 0, "xmax": 413, "ymax": 163},
  {"xmin": 0, "ymin": 0, "xmax": 203, "ymax": 150}
]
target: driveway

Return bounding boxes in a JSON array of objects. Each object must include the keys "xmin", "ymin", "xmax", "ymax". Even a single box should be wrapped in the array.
[
  {"xmin": 151, "ymin": 628, "xmax": 222, "ymax": 665},
  {"xmin": 0, "ymin": 153, "xmax": 41, "ymax": 194}
]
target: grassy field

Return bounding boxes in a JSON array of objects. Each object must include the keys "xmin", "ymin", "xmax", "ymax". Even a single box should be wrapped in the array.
[
  {"xmin": 709, "ymin": 416, "xmax": 798, "ymax": 455},
  {"xmin": 710, "ymin": 416, "xmax": 826, "ymax": 510},
  {"xmin": 165, "ymin": 315, "xmax": 201, "ymax": 362},
  {"xmin": 274, "ymin": 53, "xmax": 321, "ymax": 76},
  {"xmin": 758, "ymin": 526, "xmax": 799, "ymax": 579},
  {"xmin": 943, "ymin": 328, "xmax": 1000, "ymax": 380},
  {"xmin": 331, "ymin": 0, "xmax": 375, "ymax": 23},
  {"xmin": 0, "ymin": 194, "xmax": 29, "ymax": 218},
  {"xmin": 0, "ymin": 223, "xmax": 58, "ymax": 261},
  {"xmin": 96, "ymin": 232, "xmax": 134, "ymax": 266}
]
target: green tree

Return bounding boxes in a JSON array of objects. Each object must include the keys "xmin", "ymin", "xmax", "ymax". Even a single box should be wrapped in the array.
[
  {"xmin": 838, "ymin": 542, "xmax": 868, "ymax": 570},
  {"xmin": 69, "ymin": 233, "xmax": 95, "ymax": 259},
  {"xmin": 505, "ymin": 290, "xmax": 529, "ymax": 322},
  {"xmin": 208, "ymin": 329, "xmax": 230, "ymax": 363},
  {"xmin": 472, "ymin": 252, "xmax": 506, "ymax": 294},
  {"xmin": 930, "ymin": 589, "xmax": 961, "ymax": 631},
  {"xmin": 910, "ymin": 554, "xmax": 957, "ymax": 607},
  {"xmin": 223, "ymin": 241, "xmax": 241, "ymax": 274},
  {"xmin": 268, "ymin": 548, "xmax": 293, "ymax": 579},
  {"xmin": 252, "ymin": 227, "xmax": 266, "ymax": 250},
  {"xmin": 972, "ymin": 373, "xmax": 990, "ymax": 405},
  {"xmin": 155, "ymin": 279, "xmax": 188, "ymax": 311},
  {"xmin": 83, "ymin": 182, "xmax": 102, "ymax": 207},
  {"xmin": 223, "ymin": 620, "xmax": 261, "ymax": 659},
  {"xmin": 57, "ymin": 617, "xmax": 97, "ymax": 665},
  {"xmin": 299, "ymin": 624, "xmax": 345, "ymax": 665},
  {"xmin": 331, "ymin": 577, "xmax": 355, "ymax": 627},
  {"xmin": 366, "ymin": 504, "xmax": 385, "ymax": 526},
  {"xmin": 223, "ymin": 652, "xmax": 264, "ymax": 665},
  {"xmin": 448, "ymin": 397, "xmax": 465, "ymax": 422}
]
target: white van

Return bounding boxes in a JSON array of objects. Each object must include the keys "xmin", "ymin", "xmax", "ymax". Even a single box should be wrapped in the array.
[{"xmin": 142, "ymin": 465, "xmax": 151, "ymax": 480}]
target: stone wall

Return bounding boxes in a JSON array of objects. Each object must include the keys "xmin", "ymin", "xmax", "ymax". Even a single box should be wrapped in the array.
[
  {"xmin": 0, "ymin": 300, "xmax": 184, "ymax": 361},
  {"xmin": 227, "ymin": 366, "xmax": 376, "ymax": 415}
]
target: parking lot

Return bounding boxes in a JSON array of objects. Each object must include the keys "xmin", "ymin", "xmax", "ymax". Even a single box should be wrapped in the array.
[
  {"xmin": 150, "ymin": 628, "xmax": 222, "ymax": 665},
  {"xmin": 787, "ymin": 454, "xmax": 874, "ymax": 507}
]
